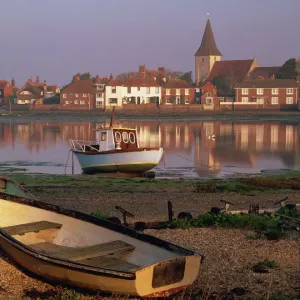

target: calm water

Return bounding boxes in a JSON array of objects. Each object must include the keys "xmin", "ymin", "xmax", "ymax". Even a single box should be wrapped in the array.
[{"xmin": 0, "ymin": 119, "xmax": 300, "ymax": 178}]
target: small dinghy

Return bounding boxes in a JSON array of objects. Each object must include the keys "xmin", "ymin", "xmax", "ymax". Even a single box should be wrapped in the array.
[{"xmin": 0, "ymin": 177, "xmax": 202, "ymax": 297}]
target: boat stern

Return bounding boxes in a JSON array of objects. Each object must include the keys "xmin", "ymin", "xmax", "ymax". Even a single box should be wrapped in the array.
[{"xmin": 134, "ymin": 255, "xmax": 201, "ymax": 298}]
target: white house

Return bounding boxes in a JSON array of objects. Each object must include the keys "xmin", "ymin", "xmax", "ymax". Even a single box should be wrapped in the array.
[{"xmin": 105, "ymin": 80, "xmax": 126, "ymax": 107}]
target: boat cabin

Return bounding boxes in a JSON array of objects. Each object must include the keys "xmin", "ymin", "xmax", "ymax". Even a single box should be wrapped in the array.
[{"xmin": 70, "ymin": 127, "xmax": 140, "ymax": 153}]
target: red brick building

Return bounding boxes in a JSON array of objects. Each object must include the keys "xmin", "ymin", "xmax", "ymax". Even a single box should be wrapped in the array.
[
  {"xmin": 161, "ymin": 80, "xmax": 195, "ymax": 104},
  {"xmin": 235, "ymin": 79, "xmax": 299, "ymax": 110},
  {"xmin": 200, "ymin": 82, "xmax": 219, "ymax": 109}
]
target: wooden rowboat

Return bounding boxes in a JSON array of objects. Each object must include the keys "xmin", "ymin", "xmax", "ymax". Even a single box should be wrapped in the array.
[{"xmin": 0, "ymin": 176, "xmax": 203, "ymax": 297}]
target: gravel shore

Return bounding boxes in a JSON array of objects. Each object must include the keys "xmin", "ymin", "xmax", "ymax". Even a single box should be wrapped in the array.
[{"xmin": 0, "ymin": 184, "xmax": 299, "ymax": 299}]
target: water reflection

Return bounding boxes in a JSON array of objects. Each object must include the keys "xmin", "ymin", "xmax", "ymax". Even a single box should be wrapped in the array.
[{"xmin": 0, "ymin": 120, "xmax": 299, "ymax": 177}]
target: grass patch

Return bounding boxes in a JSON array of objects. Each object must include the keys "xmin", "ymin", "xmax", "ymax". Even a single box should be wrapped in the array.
[
  {"xmin": 90, "ymin": 210, "xmax": 109, "ymax": 220},
  {"xmin": 252, "ymin": 259, "xmax": 278, "ymax": 273}
]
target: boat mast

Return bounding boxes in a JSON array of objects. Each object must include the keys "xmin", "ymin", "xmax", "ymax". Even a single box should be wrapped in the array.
[{"xmin": 109, "ymin": 106, "xmax": 115, "ymax": 128}]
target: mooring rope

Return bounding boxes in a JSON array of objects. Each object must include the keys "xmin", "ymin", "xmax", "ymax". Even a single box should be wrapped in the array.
[{"xmin": 64, "ymin": 149, "xmax": 72, "ymax": 175}]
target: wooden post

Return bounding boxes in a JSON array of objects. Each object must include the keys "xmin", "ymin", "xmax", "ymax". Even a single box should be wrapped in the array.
[{"xmin": 167, "ymin": 201, "xmax": 173, "ymax": 222}]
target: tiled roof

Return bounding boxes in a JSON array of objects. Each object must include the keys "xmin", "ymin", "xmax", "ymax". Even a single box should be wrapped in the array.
[
  {"xmin": 207, "ymin": 59, "xmax": 255, "ymax": 82},
  {"xmin": 47, "ymin": 85, "xmax": 59, "ymax": 93},
  {"xmin": 62, "ymin": 80, "xmax": 95, "ymax": 93},
  {"xmin": 195, "ymin": 19, "xmax": 222, "ymax": 56},
  {"xmin": 17, "ymin": 86, "xmax": 43, "ymax": 99},
  {"xmin": 236, "ymin": 79, "xmax": 298, "ymax": 89},
  {"xmin": 250, "ymin": 67, "xmax": 280, "ymax": 79},
  {"xmin": 163, "ymin": 80, "xmax": 193, "ymax": 88},
  {"xmin": 106, "ymin": 80, "xmax": 126, "ymax": 86},
  {"xmin": 123, "ymin": 77, "xmax": 160, "ymax": 87}
]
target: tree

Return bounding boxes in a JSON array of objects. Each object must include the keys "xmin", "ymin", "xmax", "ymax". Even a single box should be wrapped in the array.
[
  {"xmin": 115, "ymin": 72, "xmax": 138, "ymax": 80},
  {"xmin": 275, "ymin": 58, "xmax": 297, "ymax": 80},
  {"xmin": 72, "ymin": 72, "xmax": 92, "ymax": 81},
  {"xmin": 211, "ymin": 76, "xmax": 234, "ymax": 97},
  {"xmin": 296, "ymin": 58, "xmax": 300, "ymax": 75},
  {"xmin": 44, "ymin": 93, "xmax": 60, "ymax": 104},
  {"xmin": 178, "ymin": 71, "xmax": 193, "ymax": 85}
]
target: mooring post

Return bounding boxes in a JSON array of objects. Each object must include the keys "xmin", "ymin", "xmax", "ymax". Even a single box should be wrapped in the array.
[
  {"xmin": 167, "ymin": 201, "xmax": 173, "ymax": 222},
  {"xmin": 71, "ymin": 152, "xmax": 74, "ymax": 175}
]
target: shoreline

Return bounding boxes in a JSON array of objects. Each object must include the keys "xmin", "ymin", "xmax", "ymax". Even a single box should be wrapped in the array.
[{"xmin": 1, "ymin": 110, "xmax": 300, "ymax": 122}]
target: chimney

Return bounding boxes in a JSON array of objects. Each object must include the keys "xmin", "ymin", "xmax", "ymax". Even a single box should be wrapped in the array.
[
  {"xmin": 11, "ymin": 78, "xmax": 15, "ymax": 87},
  {"xmin": 36, "ymin": 76, "xmax": 40, "ymax": 83},
  {"xmin": 88, "ymin": 74, "xmax": 92, "ymax": 79},
  {"xmin": 28, "ymin": 77, "xmax": 33, "ymax": 84},
  {"xmin": 245, "ymin": 74, "xmax": 251, "ymax": 80},
  {"xmin": 110, "ymin": 73, "xmax": 113, "ymax": 80},
  {"xmin": 43, "ymin": 80, "xmax": 47, "ymax": 95},
  {"xmin": 139, "ymin": 65, "xmax": 146, "ymax": 74},
  {"xmin": 270, "ymin": 74, "xmax": 275, "ymax": 80},
  {"xmin": 158, "ymin": 67, "xmax": 165, "ymax": 75},
  {"xmin": 74, "ymin": 74, "xmax": 80, "ymax": 80}
]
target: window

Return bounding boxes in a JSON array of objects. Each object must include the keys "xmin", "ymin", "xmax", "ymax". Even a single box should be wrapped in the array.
[
  {"xmin": 80, "ymin": 101, "xmax": 85, "ymax": 105},
  {"xmin": 127, "ymin": 87, "xmax": 131, "ymax": 93},
  {"xmin": 97, "ymin": 86, "xmax": 101, "ymax": 90},
  {"xmin": 74, "ymin": 100, "xmax": 78, "ymax": 104},
  {"xmin": 75, "ymin": 94, "xmax": 78, "ymax": 97},
  {"xmin": 146, "ymin": 87, "xmax": 150, "ymax": 94},
  {"xmin": 166, "ymin": 97, "xmax": 170, "ymax": 103},
  {"xmin": 83, "ymin": 94, "xmax": 87, "ymax": 97},
  {"xmin": 257, "ymin": 88, "xmax": 264, "ymax": 95},
  {"xmin": 286, "ymin": 97, "xmax": 293, "ymax": 104},
  {"xmin": 257, "ymin": 98, "xmax": 264, "ymax": 104},
  {"xmin": 129, "ymin": 132, "xmax": 135, "ymax": 144},
  {"xmin": 242, "ymin": 97, "xmax": 248, "ymax": 103},
  {"xmin": 166, "ymin": 89, "xmax": 170, "ymax": 95},
  {"xmin": 176, "ymin": 89, "xmax": 180, "ymax": 95},
  {"xmin": 185, "ymin": 89, "xmax": 189, "ymax": 95},
  {"xmin": 137, "ymin": 87, "xmax": 140, "ymax": 91},
  {"xmin": 115, "ymin": 131, "xmax": 121, "ymax": 142},
  {"xmin": 111, "ymin": 87, "xmax": 116, "ymax": 93},
  {"xmin": 40, "ymin": 91, "xmax": 43, "ymax": 96},
  {"xmin": 66, "ymin": 101, "xmax": 69, "ymax": 104},
  {"xmin": 155, "ymin": 87, "xmax": 159, "ymax": 94},
  {"xmin": 101, "ymin": 132, "xmax": 107, "ymax": 141},
  {"xmin": 96, "ymin": 93, "xmax": 102, "ymax": 97},
  {"xmin": 109, "ymin": 98, "xmax": 118, "ymax": 104},
  {"xmin": 122, "ymin": 132, "xmax": 129, "ymax": 143},
  {"xmin": 207, "ymin": 92, "xmax": 211, "ymax": 97},
  {"xmin": 214, "ymin": 57, "xmax": 216, "ymax": 61},
  {"xmin": 286, "ymin": 88, "xmax": 293, "ymax": 95},
  {"xmin": 271, "ymin": 97, "xmax": 278, "ymax": 104},
  {"xmin": 63, "ymin": 94, "xmax": 67, "ymax": 98},
  {"xmin": 242, "ymin": 88, "xmax": 248, "ymax": 95},
  {"xmin": 272, "ymin": 88, "xmax": 278, "ymax": 95},
  {"xmin": 185, "ymin": 98, "xmax": 190, "ymax": 104}
]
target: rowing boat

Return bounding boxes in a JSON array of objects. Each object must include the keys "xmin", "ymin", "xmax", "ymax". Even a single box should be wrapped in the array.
[{"xmin": 0, "ymin": 176, "xmax": 202, "ymax": 297}]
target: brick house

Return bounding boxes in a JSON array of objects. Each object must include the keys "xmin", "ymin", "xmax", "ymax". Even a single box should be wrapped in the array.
[
  {"xmin": 161, "ymin": 80, "xmax": 195, "ymax": 104},
  {"xmin": 60, "ymin": 75, "xmax": 96, "ymax": 110},
  {"xmin": 200, "ymin": 82, "xmax": 219, "ymax": 110},
  {"xmin": 17, "ymin": 77, "xmax": 59, "ymax": 105},
  {"xmin": 235, "ymin": 79, "xmax": 299, "ymax": 110},
  {"xmin": 0, "ymin": 79, "xmax": 16, "ymax": 105}
]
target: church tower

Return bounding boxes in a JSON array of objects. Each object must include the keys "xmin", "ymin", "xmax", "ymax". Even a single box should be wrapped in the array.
[{"xmin": 194, "ymin": 18, "xmax": 222, "ymax": 85}]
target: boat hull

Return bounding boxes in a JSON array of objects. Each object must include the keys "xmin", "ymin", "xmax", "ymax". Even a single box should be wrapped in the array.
[
  {"xmin": 0, "ymin": 234, "xmax": 200, "ymax": 297},
  {"xmin": 72, "ymin": 148, "xmax": 164, "ymax": 174}
]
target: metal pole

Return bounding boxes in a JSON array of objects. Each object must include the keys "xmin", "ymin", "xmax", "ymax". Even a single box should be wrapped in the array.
[
  {"xmin": 71, "ymin": 152, "xmax": 74, "ymax": 175},
  {"xmin": 167, "ymin": 201, "xmax": 173, "ymax": 222}
]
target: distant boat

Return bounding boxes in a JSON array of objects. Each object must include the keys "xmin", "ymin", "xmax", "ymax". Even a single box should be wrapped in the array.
[
  {"xmin": 0, "ymin": 176, "xmax": 202, "ymax": 297},
  {"xmin": 69, "ymin": 108, "xmax": 163, "ymax": 174}
]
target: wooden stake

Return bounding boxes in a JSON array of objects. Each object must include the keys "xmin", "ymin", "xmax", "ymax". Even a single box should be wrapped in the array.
[{"xmin": 167, "ymin": 201, "xmax": 173, "ymax": 222}]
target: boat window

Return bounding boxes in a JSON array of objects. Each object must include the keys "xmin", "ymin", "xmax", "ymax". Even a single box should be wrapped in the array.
[
  {"xmin": 129, "ymin": 132, "xmax": 135, "ymax": 144},
  {"xmin": 122, "ymin": 132, "xmax": 129, "ymax": 143},
  {"xmin": 101, "ymin": 132, "xmax": 107, "ymax": 141},
  {"xmin": 115, "ymin": 131, "xmax": 121, "ymax": 143}
]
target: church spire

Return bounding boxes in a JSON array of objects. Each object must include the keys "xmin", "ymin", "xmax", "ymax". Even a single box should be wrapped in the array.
[{"xmin": 194, "ymin": 18, "xmax": 222, "ymax": 57}]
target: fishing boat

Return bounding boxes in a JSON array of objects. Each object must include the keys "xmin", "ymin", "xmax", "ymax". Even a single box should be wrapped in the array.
[
  {"xmin": 69, "ymin": 108, "xmax": 163, "ymax": 174},
  {"xmin": 0, "ymin": 176, "xmax": 203, "ymax": 297}
]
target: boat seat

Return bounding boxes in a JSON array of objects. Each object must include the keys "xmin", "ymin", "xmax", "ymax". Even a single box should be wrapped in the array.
[
  {"xmin": 31, "ymin": 240, "xmax": 135, "ymax": 261},
  {"xmin": 77, "ymin": 255, "xmax": 140, "ymax": 272},
  {"xmin": 1, "ymin": 221, "xmax": 62, "ymax": 236}
]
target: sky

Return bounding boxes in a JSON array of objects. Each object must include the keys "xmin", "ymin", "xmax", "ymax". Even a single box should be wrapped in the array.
[{"xmin": 0, "ymin": 0, "xmax": 299, "ymax": 86}]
